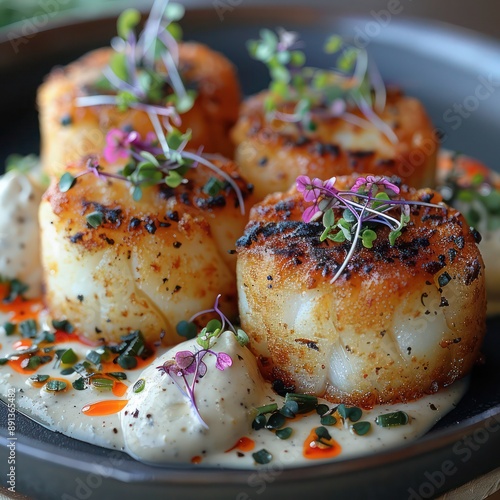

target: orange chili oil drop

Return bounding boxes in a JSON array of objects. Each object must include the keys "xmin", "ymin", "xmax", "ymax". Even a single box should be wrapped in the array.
[
  {"xmin": 226, "ymin": 436, "xmax": 255, "ymax": 453},
  {"xmin": 8, "ymin": 339, "xmax": 38, "ymax": 374},
  {"xmin": 303, "ymin": 428, "xmax": 342, "ymax": 460},
  {"xmin": 191, "ymin": 456, "xmax": 202, "ymax": 464},
  {"xmin": 0, "ymin": 291, "xmax": 43, "ymax": 322},
  {"xmin": 112, "ymin": 381, "xmax": 128, "ymax": 397},
  {"xmin": 82, "ymin": 400, "xmax": 129, "ymax": 417}
]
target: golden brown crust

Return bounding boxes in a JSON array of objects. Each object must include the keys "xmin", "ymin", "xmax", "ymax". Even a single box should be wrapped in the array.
[
  {"xmin": 40, "ymin": 157, "xmax": 254, "ymax": 344},
  {"xmin": 236, "ymin": 174, "xmax": 486, "ymax": 406},
  {"xmin": 231, "ymin": 90, "xmax": 438, "ymax": 200},
  {"xmin": 38, "ymin": 43, "xmax": 241, "ymax": 176}
]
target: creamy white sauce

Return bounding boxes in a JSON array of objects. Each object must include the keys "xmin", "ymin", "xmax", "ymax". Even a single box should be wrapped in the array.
[
  {"xmin": 0, "ymin": 169, "xmax": 44, "ymax": 298},
  {"xmin": 0, "ymin": 316, "xmax": 467, "ymax": 468},
  {"xmin": 0, "ymin": 167, "xmax": 474, "ymax": 467}
]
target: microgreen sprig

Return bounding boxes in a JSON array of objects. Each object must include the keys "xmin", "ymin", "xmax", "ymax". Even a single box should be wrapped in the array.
[
  {"xmin": 76, "ymin": 0, "xmax": 193, "ymax": 143},
  {"xmin": 158, "ymin": 295, "xmax": 250, "ymax": 428},
  {"xmin": 297, "ymin": 174, "xmax": 444, "ymax": 282},
  {"xmin": 248, "ymin": 29, "xmax": 396, "ymax": 142},
  {"xmin": 439, "ymin": 152, "xmax": 500, "ymax": 231},
  {"xmin": 58, "ymin": 128, "xmax": 245, "ymax": 211}
]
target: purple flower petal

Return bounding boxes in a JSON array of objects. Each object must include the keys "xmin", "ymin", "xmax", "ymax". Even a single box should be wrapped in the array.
[
  {"xmin": 351, "ymin": 176, "xmax": 367, "ymax": 193},
  {"xmin": 302, "ymin": 204, "xmax": 321, "ymax": 223},
  {"xmin": 215, "ymin": 352, "xmax": 233, "ymax": 371},
  {"xmin": 296, "ymin": 175, "xmax": 312, "ymax": 194},
  {"xmin": 175, "ymin": 350, "xmax": 195, "ymax": 371}
]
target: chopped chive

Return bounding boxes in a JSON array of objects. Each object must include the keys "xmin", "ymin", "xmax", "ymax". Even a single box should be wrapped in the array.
[
  {"xmin": 337, "ymin": 404, "xmax": 362, "ymax": 422},
  {"xmin": 86, "ymin": 211, "xmax": 104, "ymax": 229},
  {"xmin": 52, "ymin": 319, "xmax": 74, "ymax": 333},
  {"xmin": 2, "ymin": 278, "xmax": 29, "ymax": 303},
  {"xmin": 375, "ymin": 411, "xmax": 410, "ymax": 428},
  {"xmin": 176, "ymin": 320, "xmax": 197, "ymax": 339},
  {"xmin": 133, "ymin": 378, "xmax": 146, "ymax": 393},
  {"xmin": 285, "ymin": 393, "xmax": 318, "ymax": 414},
  {"xmin": 117, "ymin": 355, "xmax": 137, "ymax": 370},
  {"xmin": 279, "ymin": 400, "xmax": 299, "ymax": 418},
  {"xmin": 3, "ymin": 322, "xmax": 16, "ymax": 336},
  {"xmin": 92, "ymin": 378, "xmax": 114, "ymax": 389},
  {"xmin": 321, "ymin": 415, "xmax": 337, "ymax": 426},
  {"xmin": 29, "ymin": 374, "xmax": 49, "ymax": 383},
  {"xmin": 255, "ymin": 403, "xmax": 278, "ymax": 415},
  {"xmin": 276, "ymin": 427, "xmax": 293, "ymax": 440},
  {"xmin": 252, "ymin": 449, "xmax": 273, "ymax": 465},
  {"xmin": 72, "ymin": 377, "xmax": 86, "ymax": 390},
  {"xmin": 21, "ymin": 356, "xmax": 42, "ymax": 370},
  {"xmin": 86, "ymin": 350, "xmax": 103, "ymax": 366},
  {"xmin": 60, "ymin": 348, "xmax": 77, "ymax": 365},
  {"xmin": 19, "ymin": 319, "xmax": 37, "ymax": 338},
  {"xmin": 352, "ymin": 421, "xmax": 371, "ymax": 436},
  {"xmin": 0, "ymin": 358, "xmax": 8, "ymax": 365},
  {"xmin": 40, "ymin": 331, "xmax": 55, "ymax": 343},
  {"xmin": 106, "ymin": 372, "xmax": 127, "ymax": 381},
  {"xmin": 60, "ymin": 367, "xmax": 75, "ymax": 376},
  {"xmin": 252, "ymin": 414, "xmax": 267, "ymax": 430},
  {"xmin": 316, "ymin": 404, "xmax": 330, "ymax": 416},
  {"xmin": 46, "ymin": 380, "xmax": 67, "ymax": 392},
  {"xmin": 314, "ymin": 426, "xmax": 332, "ymax": 441},
  {"xmin": 266, "ymin": 412, "xmax": 286, "ymax": 430}
]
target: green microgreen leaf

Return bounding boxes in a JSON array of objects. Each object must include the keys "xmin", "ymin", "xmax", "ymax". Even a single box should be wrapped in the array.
[
  {"xmin": 361, "ymin": 229, "xmax": 377, "ymax": 248},
  {"xmin": 316, "ymin": 404, "xmax": 330, "ymax": 416},
  {"xmin": 5, "ymin": 154, "xmax": 39, "ymax": 174},
  {"xmin": 279, "ymin": 400, "xmax": 299, "ymax": 418},
  {"xmin": 117, "ymin": 8, "xmax": 141, "ymax": 39},
  {"xmin": 165, "ymin": 170, "xmax": 184, "ymax": 188},
  {"xmin": 59, "ymin": 172, "xmax": 76, "ymax": 192},
  {"xmin": 60, "ymin": 367, "xmax": 75, "ymax": 376},
  {"xmin": 314, "ymin": 426, "xmax": 332, "ymax": 441},
  {"xmin": 324, "ymin": 35, "xmax": 343, "ymax": 54}
]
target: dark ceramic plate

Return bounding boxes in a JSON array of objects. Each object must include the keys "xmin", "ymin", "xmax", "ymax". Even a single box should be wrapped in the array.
[{"xmin": 1, "ymin": 5, "xmax": 500, "ymax": 500}]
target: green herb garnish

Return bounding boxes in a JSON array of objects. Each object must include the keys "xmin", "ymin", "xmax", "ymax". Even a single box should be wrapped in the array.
[
  {"xmin": 45, "ymin": 380, "xmax": 67, "ymax": 392},
  {"xmin": 51, "ymin": 319, "xmax": 74, "ymax": 333},
  {"xmin": 252, "ymin": 449, "xmax": 273, "ymax": 465},
  {"xmin": 276, "ymin": 427, "xmax": 293, "ymax": 440},
  {"xmin": 3, "ymin": 322, "xmax": 16, "ymax": 336},
  {"xmin": 19, "ymin": 319, "xmax": 37, "ymax": 338},
  {"xmin": 133, "ymin": 378, "xmax": 146, "ymax": 393},
  {"xmin": 352, "ymin": 421, "xmax": 371, "ymax": 436}
]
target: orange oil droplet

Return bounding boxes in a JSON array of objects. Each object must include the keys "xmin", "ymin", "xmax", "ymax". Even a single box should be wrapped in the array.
[
  {"xmin": 226, "ymin": 436, "xmax": 255, "ymax": 453},
  {"xmin": 13, "ymin": 339, "xmax": 33, "ymax": 350},
  {"xmin": 191, "ymin": 456, "xmax": 202, "ymax": 464},
  {"xmin": 303, "ymin": 428, "xmax": 342, "ymax": 460},
  {"xmin": 8, "ymin": 357, "xmax": 37, "ymax": 375},
  {"xmin": 112, "ymin": 381, "xmax": 128, "ymax": 397},
  {"xmin": 82, "ymin": 399, "xmax": 129, "ymax": 417},
  {"xmin": 0, "ymin": 295, "xmax": 44, "ymax": 322}
]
